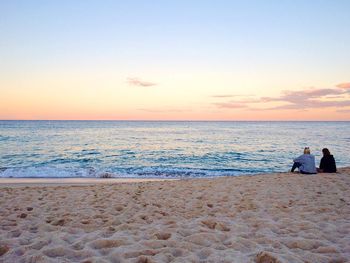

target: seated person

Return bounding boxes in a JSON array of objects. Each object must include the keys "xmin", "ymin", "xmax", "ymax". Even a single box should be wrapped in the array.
[
  {"xmin": 317, "ymin": 148, "xmax": 337, "ymax": 173},
  {"xmin": 291, "ymin": 147, "xmax": 317, "ymax": 174}
]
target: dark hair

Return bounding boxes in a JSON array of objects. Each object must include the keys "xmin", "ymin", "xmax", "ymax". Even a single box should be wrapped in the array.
[{"xmin": 322, "ymin": 148, "xmax": 331, "ymax": 156}]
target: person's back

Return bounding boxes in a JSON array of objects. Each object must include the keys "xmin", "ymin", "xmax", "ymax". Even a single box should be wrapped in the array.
[
  {"xmin": 293, "ymin": 154, "xmax": 317, "ymax": 174},
  {"xmin": 291, "ymin": 147, "xmax": 317, "ymax": 174},
  {"xmin": 319, "ymin": 148, "xmax": 337, "ymax": 173}
]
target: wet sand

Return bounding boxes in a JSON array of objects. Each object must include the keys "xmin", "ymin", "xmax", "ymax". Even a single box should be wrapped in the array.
[
  {"xmin": 0, "ymin": 168, "xmax": 349, "ymax": 262},
  {"xmin": 0, "ymin": 177, "xmax": 173, "ymax": 188}
]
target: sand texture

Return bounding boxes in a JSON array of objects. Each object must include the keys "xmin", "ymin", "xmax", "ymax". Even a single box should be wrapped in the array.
[{"xmin": 1, "ymin": 168, "xmax": 350, "ymax": 263}]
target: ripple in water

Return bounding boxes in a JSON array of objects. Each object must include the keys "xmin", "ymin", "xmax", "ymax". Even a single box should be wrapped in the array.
[{"xmin": 0, "ymin": 121, "xmax": 349, "ymax": 178}]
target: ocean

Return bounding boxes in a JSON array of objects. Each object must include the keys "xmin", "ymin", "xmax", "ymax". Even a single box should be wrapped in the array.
[{"xmin": 0, "ymin": 121, "xmax": 349, "ymax": 178}]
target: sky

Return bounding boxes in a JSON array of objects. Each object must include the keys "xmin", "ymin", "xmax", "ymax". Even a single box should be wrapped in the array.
[{"xmin": 1, "ymin": 0, "xmax": 350, "ymax": 120}]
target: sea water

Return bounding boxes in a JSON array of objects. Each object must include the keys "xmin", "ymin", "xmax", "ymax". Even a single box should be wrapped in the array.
[{"xmin": 0, "ymin": 121, "xmax": 349, "ymax": 178}]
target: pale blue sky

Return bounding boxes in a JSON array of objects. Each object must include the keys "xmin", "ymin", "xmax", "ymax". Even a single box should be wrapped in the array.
[{"xmin": 1, "ymin": 1, "xmax": 350, "ymax": 72}]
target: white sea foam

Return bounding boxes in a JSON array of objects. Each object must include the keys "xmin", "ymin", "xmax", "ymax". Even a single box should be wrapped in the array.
[
  {"xmin": 0, "ymin": 166, "xmax": 248, "ymax": 179},
  {"xmin": 0, "ymin": 167, "xmax": 96, "ymax": 178}
]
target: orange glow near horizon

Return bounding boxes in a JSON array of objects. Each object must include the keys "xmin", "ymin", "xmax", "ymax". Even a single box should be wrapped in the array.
[
  {"xmin": 1, "ymin": 69, "xmax": 350, "ymax": 120},
  {"xmin": 1, "ymin": 75, "xmax": 350, "ymax": 121}
]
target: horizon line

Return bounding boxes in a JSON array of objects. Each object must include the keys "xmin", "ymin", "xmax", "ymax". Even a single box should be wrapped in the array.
[{"xmin": 1, "ymin": 119, "xmax": 349, "ymax": 122}]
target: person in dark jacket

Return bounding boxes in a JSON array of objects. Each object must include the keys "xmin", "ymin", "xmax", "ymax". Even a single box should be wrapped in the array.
[{"xmin": 317, "ymin": 148, "xmax": 337, "ymax": 173}]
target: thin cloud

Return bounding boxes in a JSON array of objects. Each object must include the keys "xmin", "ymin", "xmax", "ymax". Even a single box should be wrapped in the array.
[
  {"xmin": 336, "ymin": 82, "xmax": 350, "ymax": 89},
  {"xmin": 211, "ymin": 94, "xmax": 254, "ymax": 98},
  {"xmin": 212, "ymin": 97, "xmax": 263, "ymax": 109},
  {"xmin": 213, "ymin": 83, "xmax": 350, "ymax": 111},
  {"xmin": 211, "ymin": 95, "xmax": 236, "ymax": 98},
  {"xmin": 266, "ymin": 100, "xmax": 350, "ymax": 110},
  {"xmin": 262, "ymin": 87, "xmax": 349, "ymax": 109},
  {"xmin": 214, "ymin": 102, "xmax": 248, "ymax": 109},
  {"xmin": 127, "ymin": 77, "xmax": 157, "ymax": 87},
  {"xmin": 137, "ymin": 108, "xmax": 189, "ymax": 113},
  {"xmin": 337, "ymin": 109, "xmax": 350, "ymax": 113}
]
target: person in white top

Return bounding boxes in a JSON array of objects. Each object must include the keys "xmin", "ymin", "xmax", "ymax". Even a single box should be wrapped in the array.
[{"xmin": 291, "ymin": 147, "xmax": 317, "ymax": 174}]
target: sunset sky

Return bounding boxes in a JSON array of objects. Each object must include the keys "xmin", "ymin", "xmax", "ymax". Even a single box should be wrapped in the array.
[{"xmin": 1, "ymin": 0, "xmax": 350, "ymax": 120}]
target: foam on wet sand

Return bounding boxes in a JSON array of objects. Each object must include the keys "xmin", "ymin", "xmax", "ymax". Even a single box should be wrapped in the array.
[{"xmin": 0, "ymin": 168, "xmax": 349, "ymax": 262}]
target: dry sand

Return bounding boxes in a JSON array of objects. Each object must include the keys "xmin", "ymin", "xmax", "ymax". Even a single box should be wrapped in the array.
[{"xmin": 0, "ymin": 168, "xmax": 349, "ymax": 263}]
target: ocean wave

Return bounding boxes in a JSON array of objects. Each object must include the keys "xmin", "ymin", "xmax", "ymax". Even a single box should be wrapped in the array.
[
  {"xmin": 0, "ymin": 135, "xmax": 12, "ymax": 141},
  {"xmin": 81, "ymin": 149, "xmax": 101, "ymax": 155},
  {"xmin": 0, "ymin": 166, "xmax": 267, "ymax": 179},
  {"xmin": 0, "ymin": 167, "xmax": 94, "ymax": 178},
  {"xmin": 1, "ymin": 121, "xmax": 348, "ymax": 179}
]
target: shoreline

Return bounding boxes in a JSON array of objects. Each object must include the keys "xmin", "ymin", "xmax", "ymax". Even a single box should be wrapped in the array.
[
  {"xmin": 0, "ymin": 177, "xmax": 176, "ymax": 187},
  {"xmin": 0, "ymin": 167, "xmax": 348, "ymax": 187},
  {"xmin": 0, "ymin": 167, "xmax": 349, "ymax": 262}
]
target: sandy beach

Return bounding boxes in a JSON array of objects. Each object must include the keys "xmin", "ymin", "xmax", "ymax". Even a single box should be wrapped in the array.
[{"xmin": 0, "ymin": 169, "xmax": 349, "ymax": 263}]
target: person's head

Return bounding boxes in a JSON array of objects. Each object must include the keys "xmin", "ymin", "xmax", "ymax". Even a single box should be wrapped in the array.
[
  {"xmin": 304, "ymin": 147, "xmax": 311, "ymax": 154},
  {"xmin": 322, "ymin": 148, "xmax": 331, "ymax": 156}
]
